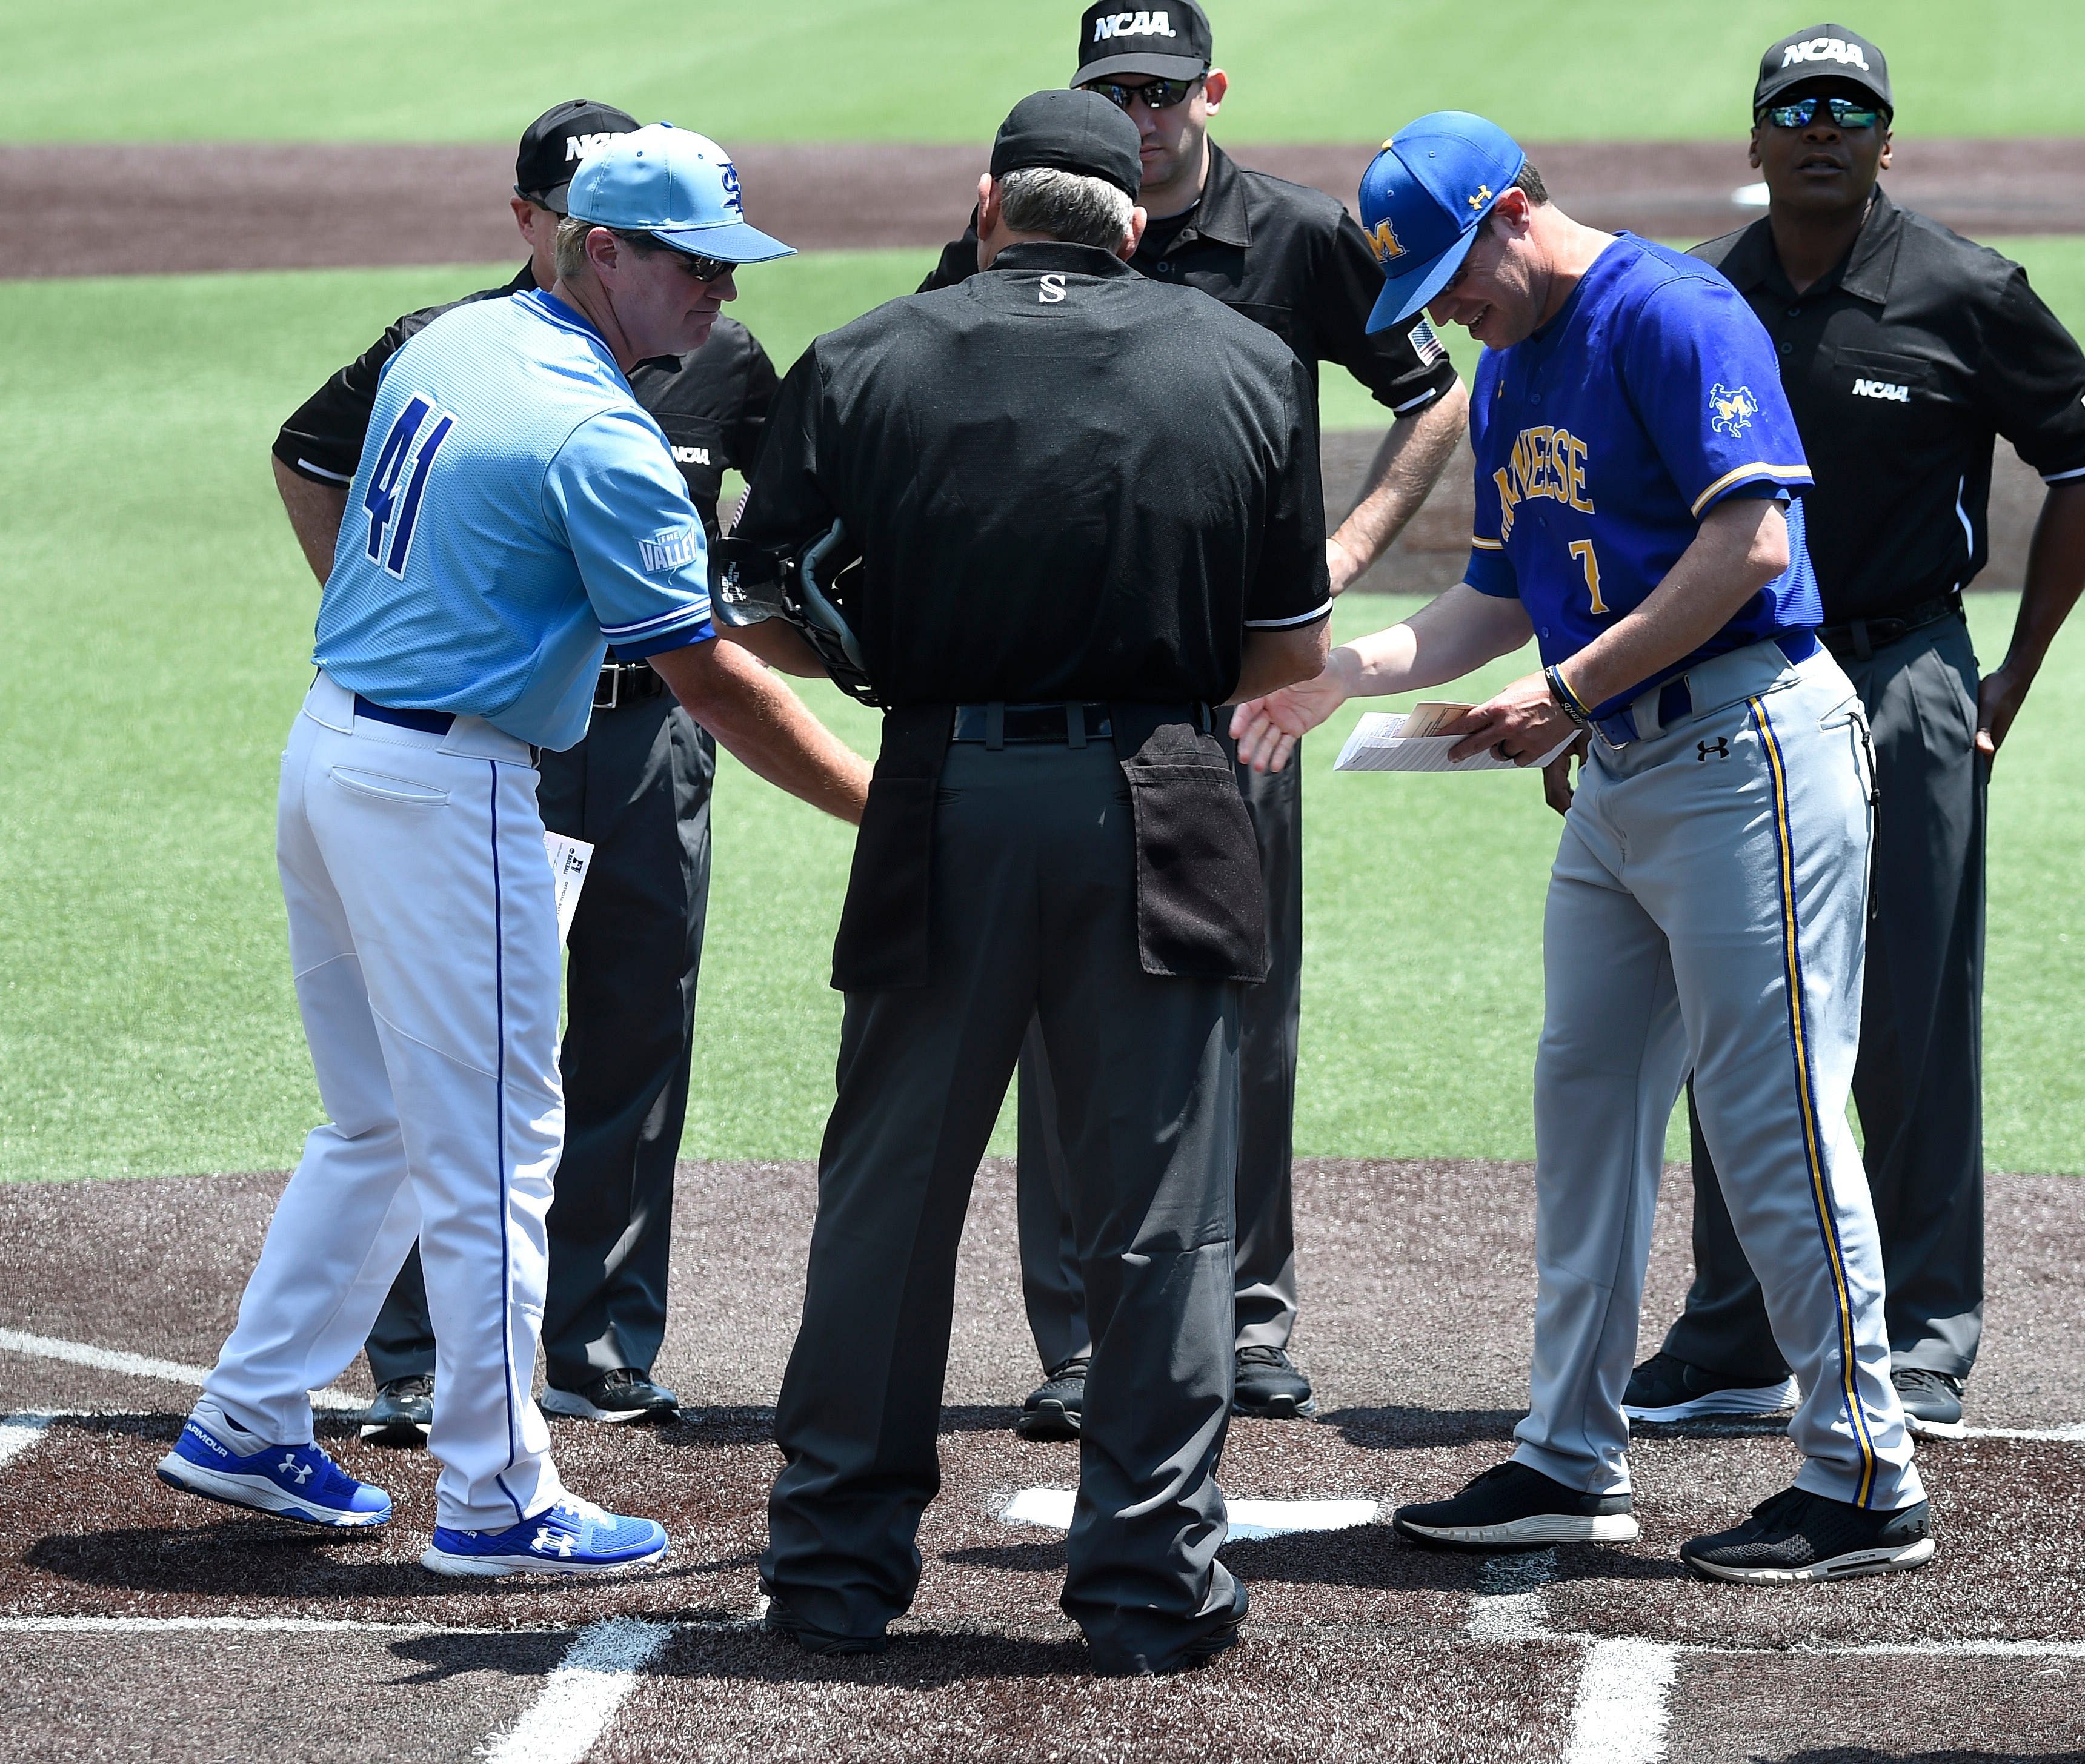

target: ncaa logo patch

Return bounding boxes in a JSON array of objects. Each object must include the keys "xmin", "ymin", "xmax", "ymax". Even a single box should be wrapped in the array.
[
  {"xmin": 1708, "ymin": 383, "xmax": 1759, "ymax": 437},
  {"xmin": 1781, "ymin": 36, "xmax": 1870, "ymax": 72},
  {"xmin": 639, "ymin": 528, "xmax": 701, "ymax": 574},
  {"xmin": 1092, "ymin": 10, "xmax": 1176, "ymax": 42}
]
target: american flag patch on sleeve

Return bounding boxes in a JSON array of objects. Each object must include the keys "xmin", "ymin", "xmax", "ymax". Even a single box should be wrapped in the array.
[{"xmin": 1409, "ymin": 319, "xmax": 1446, "ymax": 366}]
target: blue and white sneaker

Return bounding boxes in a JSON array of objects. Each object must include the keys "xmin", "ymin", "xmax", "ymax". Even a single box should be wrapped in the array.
[
  {"xmin": 155, "ymin": 1406, "xmax": 391, "ymax": 1529},
  {"xmin": 420, "ymin": 1493, "xmax": 668, "ymax": 1578}
]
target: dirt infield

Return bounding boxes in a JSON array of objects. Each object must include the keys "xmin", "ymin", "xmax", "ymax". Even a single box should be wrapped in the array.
[
  {"xmin": 1, "ymin": 1158, "xmax": 2081, "ymax": 1760},
  {"xmin": 5, "ymin": 138, "xmax": 2082, "ymax": 283}
]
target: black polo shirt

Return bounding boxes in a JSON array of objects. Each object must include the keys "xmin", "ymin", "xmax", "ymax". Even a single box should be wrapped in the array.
[
  {"xmin": 271, "ymin": 264, "xmax": 778, "ymax": 537},
  {"xmin": 1695, "ymin": 190, "xmax": 2085, "ymax": 622},
  {"xmin": 920, "ymin": 142, "xmax": 1458, "ymax": 417},
  {"xmin": 737, "ymin": 241, "xmax": 1331, "ymax": 709}
]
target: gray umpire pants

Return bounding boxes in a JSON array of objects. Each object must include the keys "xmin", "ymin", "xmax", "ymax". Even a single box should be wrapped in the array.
[
  {"xmin": 364, "ymin": 692, "xmax": 713, "ymax": 1392},
  {"xmin": 762, "ymin": 739, "xmax": 1246, "ymax": 1671},
  {"xmin": 1015, "ymin": 742, "xmax": 1300, "ymax": 1369},
  {"xmin": 1514, "ymin": 639, "xmax": 1922, "ymax": 1512},
  {"xmin": 1663, "ymin": 615, "xmax": 1986, "ymax": 1382}
]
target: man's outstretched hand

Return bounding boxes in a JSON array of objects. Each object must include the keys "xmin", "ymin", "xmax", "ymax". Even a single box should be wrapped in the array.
[{"xmin": 1231, "ymin": 663, "xmax": 1352, "ymax": 773}]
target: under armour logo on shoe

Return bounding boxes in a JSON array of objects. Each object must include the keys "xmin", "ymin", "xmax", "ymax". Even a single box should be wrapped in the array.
[
  {"xmin": 532, "ymin": 1527, "xmax": 576, "ymax": 1558},
  {"xmin": 1698, "ymin": 738, "xmax": 1731, "ymax": 761},
  {"xmin": 277, "ymin": 1455, "xmax": 314, "ymax": 1484}
]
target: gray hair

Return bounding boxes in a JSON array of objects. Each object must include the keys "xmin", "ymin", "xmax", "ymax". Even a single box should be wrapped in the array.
[
  {"xmin": 553, "ymin": 214, "xmax": 675, "ymax": 282},
  {"xmin": 996, "ymin": 166, "xmax": 1136, "ymax": 250}
]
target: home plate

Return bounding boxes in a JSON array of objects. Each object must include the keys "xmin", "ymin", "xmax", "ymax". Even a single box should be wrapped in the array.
[{"xmin": 1001, "ymin": 1488, "xmax": 1379, "ymax": 1540}]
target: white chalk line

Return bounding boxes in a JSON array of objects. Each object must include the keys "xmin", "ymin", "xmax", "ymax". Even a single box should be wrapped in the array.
[
  {"xmin": 479, "ymin": 1616, "xmax": 673, "ymax": 1764},
  {"xmin": 1566, "ymin": 1637, "xmax": 1679, "ymax": 1764},
  {"xmin": 0, "ymin": 1412, "xmax": 55, "ymax": 1473},
  {"xmin": 0, "ymin": 1327, "xmax": 362, "ymax": 1413},
  {"xmin": 1467, "ymin": 1547, "xmax": 1555, "ymax": 1643}
]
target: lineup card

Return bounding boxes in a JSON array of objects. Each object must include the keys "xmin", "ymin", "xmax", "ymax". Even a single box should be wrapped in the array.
[
  {"xmin": 1333, "ymin": 701, "xmax": 1574, "ymax": 774},
  {"xmin": 544, "ymin": 832, "xmax": 595, "ymax": 944}
]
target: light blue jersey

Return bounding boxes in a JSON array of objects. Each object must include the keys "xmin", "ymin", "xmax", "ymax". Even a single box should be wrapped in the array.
[{"xmin": 314, "ymin": 288, "xmax": 714, "ymax": 751}]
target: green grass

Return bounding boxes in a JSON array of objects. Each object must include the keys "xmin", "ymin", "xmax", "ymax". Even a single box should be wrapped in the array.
[
  {"xmin": 2, "ymin": 251, "xmax": 2083, "ymax": 1180},
  {"xmin": 3, "ymin": 2, "xmax": 2082, "ymax": 146}
]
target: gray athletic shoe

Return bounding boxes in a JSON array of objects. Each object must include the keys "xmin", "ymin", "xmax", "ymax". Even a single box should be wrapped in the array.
[
  {"xmin": 1680, "ymin": 1485, "xmax": 1934, "ymax": 1583},
  {"xmin": 1232, "ymin": 1345, "xmax": 1316, "ymax": 1419},
  {"xmin": 1017, "ymin": 1356, "xmax": 1088, "ymax": 1441},
  {"xmin": 1622, "ymin": 1351, "xmax": 1798, "ymax": 1423},
  {"xmin": 1893, "ymin": 1367, "xmax": 1967, "ymax": 1440},
  {"xmin": 538, "ymin": 1369, "xmax": 679, "ymax": 1424}
]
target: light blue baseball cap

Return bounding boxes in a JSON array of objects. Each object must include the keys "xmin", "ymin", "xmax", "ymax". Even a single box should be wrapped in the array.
[
  {"xmin": 565, "ymin": 122, "xmax": 794, "ymax": 265},
  {"xmin": 1358, "ymin": 111, "xmax": 1527, "ymax": 333}
]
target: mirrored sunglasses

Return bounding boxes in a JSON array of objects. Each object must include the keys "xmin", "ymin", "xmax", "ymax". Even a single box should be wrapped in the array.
[
  {"xmin": 1761, "ymin": 94, "xmax": 1884, "ymax": 130},
  {"xmin": 1083, "ymin": 76, "xmax": 1200, "ymax": 113}
]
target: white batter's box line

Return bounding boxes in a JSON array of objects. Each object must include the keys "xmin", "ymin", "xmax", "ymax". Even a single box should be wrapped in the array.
[
  {"xmin": 0, "ymin": 1413, "xmax": 55, "ymax": 1473},
  {"xmin": 1000, "ymin": 1487, "xmax": 1379, "ymax": 1540},
  {"xmin": 0, "ymin": 1328, "xmax": 362, "ymax": 1412},
  {"xmin": 1468, "ymin": 1546, "xmax": 1556, "ymax": 1643},
  {"xmin": 479, "ymin": 1616, "xmax": 673, "ymax": 1764},
  {"xmin": 1566, "ymin": 1638, "xmax": 1678, "ymax": 1764}
]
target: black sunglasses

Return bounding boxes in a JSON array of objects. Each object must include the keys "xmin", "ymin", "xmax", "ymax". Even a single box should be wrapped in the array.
[
  {"xmin": 1760, "ymin": 94, "xmax": 1884, "ymax": 130},
  {"xmin": 644, "ymin": 239, "xmax": 734, "ymax": 282},
  {"xmin": 1082, "ymin": 75, "xmax": 1202, "ymax": 112}
]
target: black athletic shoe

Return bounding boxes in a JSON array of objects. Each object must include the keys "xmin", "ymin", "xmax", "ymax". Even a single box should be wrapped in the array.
[
  {"xmin": 1017, "ymin": 1356, "xmax": 1088, "ymax": 1441},
  {"xmin": 1621, "ymin": 1351, "xmax": 1798, "ymax": 1423},
  {"xmin": 1232, "ymin": 1345, "xmax": 1316, "ymax": 1420},
  {"xmin": 1392, "ymin": 1461, "xmax": 1640, "ymax": 1550},
  {"xmin": 538, "ymin": 1369, "xmax": 679, "ymax": 1424},
  {"xmin": 760, "ymin": 1594, "xmax": 890, "ymax": 1656},
  {"xmin": 1680, "ymin": 1485, "xmax": 1935, "ymax": 1583},
  {"xmin": 358, "ymin": 1374, "xmax": 433, "ymax": 1448},
  {"xmin": 1893, "ymin": 1368, "xmax": 1967, "ymax": 1441},
  {"xmin": 1087, "ymin": 1614, "xmax": 1245, "ymax": 1677}
]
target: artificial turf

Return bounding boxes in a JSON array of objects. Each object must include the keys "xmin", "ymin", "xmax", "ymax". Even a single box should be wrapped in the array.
[
  {"xmin": 4, "ymin": 1, "xmax": 2080, "ymax": 146},
  {"xmin": 2, "ymin": 248, "xmax": 2082, "ymax": 1181}
]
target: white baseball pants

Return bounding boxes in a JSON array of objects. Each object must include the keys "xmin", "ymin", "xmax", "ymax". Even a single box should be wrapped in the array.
[
  {"xmin": 1513, "ymin": 639, "xmax": 1922, "ymax": 1512},
  {"xmin": 203, "ymin": 672, "xmax": 567, "ymax": 1531}
]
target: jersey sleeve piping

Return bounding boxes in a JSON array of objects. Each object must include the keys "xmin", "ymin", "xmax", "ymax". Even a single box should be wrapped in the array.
[
  {"xmin": 1469, "ymin": 535, "xmax": 1504, "ymax": 551},
  {"xmin": 1245, "ymin": 598, "xmax": 1333, "ymax": 631},
  {"xmin": 1689, "ymin": 462, "xmax": 1813, "ymax": 518}
]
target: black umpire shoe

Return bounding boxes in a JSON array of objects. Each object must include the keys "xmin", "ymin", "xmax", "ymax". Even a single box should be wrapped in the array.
[
  {"xmin": 1017, "ymin": 1355, "xmax": 1089, "ymax": 1441},
  {"xmin": 760, "ymin": 1593, "xmax": 890, "ymax": 1657},
  {"xmin": 1232, "ymin": 1345, "xmax": 1316, "ymax": 1419},
  {"xmin": 1681, "ymin": 1485, "xmax": 1935, "ymax": 1583},
  {"xmin": 1393, "ymin": 1461, "xmax": 1640, "ymax": 1550},
  {"xmin": 359, "ymin": 1374, "xmax": 433, "ymax": 1448},
  {"xmin": 1893, "ymin": 1367, "xmax": 1967, "ymax": 1440},
  {"xmin": 1621, "ymin": 1350, "xmax": 1798, "ymax": 1423},
  {"xmin": 538, "ymin": 1368, "xmax": 679, "ymax": 1424}
]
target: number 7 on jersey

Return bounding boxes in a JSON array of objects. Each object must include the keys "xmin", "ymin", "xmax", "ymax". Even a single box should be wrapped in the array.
[{"xmin": 1568, "ymin": 539, "xmax": 1609, "ymax": 615}]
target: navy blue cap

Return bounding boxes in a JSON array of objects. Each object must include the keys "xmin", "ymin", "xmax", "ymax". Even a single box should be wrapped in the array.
[{"xmin": 1358, "ymin": 112, "xmax": 1528, "ymax": 334}]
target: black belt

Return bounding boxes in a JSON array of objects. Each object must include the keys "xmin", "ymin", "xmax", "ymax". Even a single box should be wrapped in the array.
[
  {"xmin": 354, "ymin": 695, "xmax": 454, "ymax": 735},
  {"xmin": 1817, "ymin": 591, "xmax": 1963, "ymax": 662},
  {"xmin": 594, "ymin": 659, "xmax": 667, "ymax": 711},
  {"xmin": 951, "ymin": 701, "xmax": 1119, "ymax": 746}
]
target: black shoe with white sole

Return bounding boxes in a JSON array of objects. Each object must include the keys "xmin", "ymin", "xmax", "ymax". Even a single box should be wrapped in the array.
[
  {"xmin": 1232, "ymin": 1345, "xmax": 1315, "ymax": 1419},
  {"xmin": 1392, "ymin": 1461, "xmax": 1639, "ymax": 1550},
  {"xmin": 1680, "ymin": 1485, "xmax": 1934, "ymax": 1583},
  {"xmin": 538, "ymin": 1369, "xmax": 679, "ymax": 1424},
  {"xmin": 1893, "ymin": 1367, "xmax": 1966, "ymax": 1440},
  {"xmin": 1016, "ymin": 1356, "xmax": 1088, "ymax": 1441},
  {"xmin": 1622, "ymin": 1351, "xmax": 1798, "ymax": 1423},
  {"xmin": 359, "ymin": 1374, "xmax": 433, "ymax": 1448}
]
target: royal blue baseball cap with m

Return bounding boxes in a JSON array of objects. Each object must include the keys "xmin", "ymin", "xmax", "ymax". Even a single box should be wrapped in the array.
[
  {"xmin": 1359, "ymin": 112, "xmax": 1527, "ymax": 333},
  {"xmin": 565, "ymin": 122, "xmax": 795, "ymax": 264}
]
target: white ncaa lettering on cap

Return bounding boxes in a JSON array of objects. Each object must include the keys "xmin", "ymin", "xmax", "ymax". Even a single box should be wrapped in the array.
[
  {"xmin": 1094, "ymin": 10, "xmax": 1176, "ymax": 42},
  {"xmin": 564, "ymin": 130, "xmax": 628, "ymax": 162},
  {"xmin": 1781, "ymin": 37, "xmax": 1869, "ymax": 70}
]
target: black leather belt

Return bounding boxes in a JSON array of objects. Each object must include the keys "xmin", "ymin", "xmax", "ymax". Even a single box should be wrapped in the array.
[
  {"xmin": 594, "ymin": 660, "xmax": 667, "ymax": 710},
  {"xmin": 951, "ymin": 701, "xmax": 1117, "ymax": 746},
  {"xmin": 1818, "ymin": 591, "xmax": 1963, "ymax": 662},
  {"xmin": 354, "ymin": 695, "xmax": 454, "ymax": 735}
]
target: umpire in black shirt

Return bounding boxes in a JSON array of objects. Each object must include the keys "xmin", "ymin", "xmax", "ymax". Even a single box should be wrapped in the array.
[
  {"xmin": 271, "ymin": 100, "xmax": 780, "ymax": 1436},
  {"xmin": 1623, "ymin": 27, "xmax": 2085, "ymax": 1438},
  {"xmin": 922, "ymin": 0, "xmax": 1466, "ymax": 1433},
  {"xmin": 734, "ymin": 90, "xmax": 1331, "ymax": 1674}
]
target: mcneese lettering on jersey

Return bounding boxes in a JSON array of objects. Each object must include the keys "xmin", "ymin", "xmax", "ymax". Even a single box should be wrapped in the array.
[
  {"xmin": 1093, "ymin": 10, "xmax": 1176, "ymax": 41},
  {"xmin": 1494, "ymin": 425, "xmax": 1594, "ymax": 541}
]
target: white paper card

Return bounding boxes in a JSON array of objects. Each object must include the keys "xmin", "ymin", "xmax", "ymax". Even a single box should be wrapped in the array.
[
  {"xmin": 1334, "ymin": 709, "xmax": 1574, "ymax": 774},
  {"xmin": 543, "ymin": 832, "xmax": 595, "ymax": 944}
]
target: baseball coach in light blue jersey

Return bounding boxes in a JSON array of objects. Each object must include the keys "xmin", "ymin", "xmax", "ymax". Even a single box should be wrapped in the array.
[
  {"xmin": 159, "ymin": 125, "xmax": 869, "ymax": 1576},
  {"xmin": 1232, "ymin": 112, "xmax": 1932, "ymax": 1583}
]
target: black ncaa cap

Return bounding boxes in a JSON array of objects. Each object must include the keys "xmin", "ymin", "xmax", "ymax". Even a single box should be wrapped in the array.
[
  {"xmin": 514, "ymin": 99, "xmax": 642, "ymax": 213},
  {"xmin": 1073, "ymin": 1, "xmax": 1212, "ymax": 85},
  {"xmin": 990, "ymin": 89, "xmax": 1145, "ymax": 198},
  {"xmin": 1753, "ymin": 24, "xmax": 1891, "ymax": 114}
]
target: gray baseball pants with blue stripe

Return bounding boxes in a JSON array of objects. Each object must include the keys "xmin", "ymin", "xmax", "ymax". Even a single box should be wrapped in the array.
[{"xmin": 1511, "ymin": 638, "xmax": 1923, "ymax": 1512}]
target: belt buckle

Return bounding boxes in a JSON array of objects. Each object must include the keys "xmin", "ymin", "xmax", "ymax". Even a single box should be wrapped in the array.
[{"xmin": 593, "ymin": 665, "xmax": 621, "ymax": 712}]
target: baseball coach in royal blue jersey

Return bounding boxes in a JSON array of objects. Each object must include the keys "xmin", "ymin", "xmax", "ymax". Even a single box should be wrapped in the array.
[
  {"xmin": 158, "ymin": 125, "xmax": 868, "ymax": 1577},
  {"xmin": 1232, "ymin": 112, "xmax": 1934, "ymax": 1583}
]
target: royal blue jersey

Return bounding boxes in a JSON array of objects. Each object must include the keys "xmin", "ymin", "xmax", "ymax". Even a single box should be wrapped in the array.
[
  {"xmin": 1463, "ymin": 234, "xmax": 1820, "ymax": 717},
  {"xmin": 313, "ymin": 288, "xmax": 715, "ymax": 751}
]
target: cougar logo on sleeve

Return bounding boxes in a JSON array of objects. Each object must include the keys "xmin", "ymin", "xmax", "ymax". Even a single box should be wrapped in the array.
[
  {"xmin": 1709, "ymin": 383, "xmax": 1759, "ymax": 437},
  {"xmin": 1092, "ymin": 10, "xmax": 1176, "ymax": 41}
]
